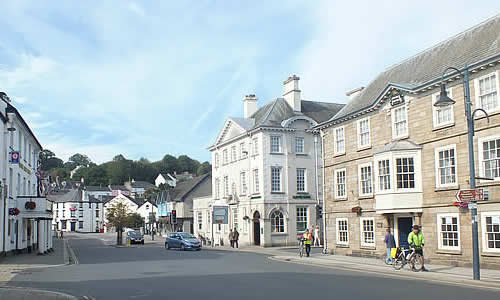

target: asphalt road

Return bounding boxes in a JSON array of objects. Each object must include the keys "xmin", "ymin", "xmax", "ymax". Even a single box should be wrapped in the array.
[{"xmin": 6, "ymin": 234, "xmax": 500, "ymax": 300}]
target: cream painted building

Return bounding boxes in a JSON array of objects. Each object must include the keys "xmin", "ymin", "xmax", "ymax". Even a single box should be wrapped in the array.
[
  {"xmin": 201, "ymin": 76, "xmax": 344, "ymax": 247},
  {"xmin": 317, "ymin": 16, "xmax": 500, "ymax": 268}
]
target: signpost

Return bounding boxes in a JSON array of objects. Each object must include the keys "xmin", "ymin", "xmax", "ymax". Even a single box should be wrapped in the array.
[
  {"xmin": 212, "ymin": 206, "xmax": 228, "ymax": 224},
  {"xmin": 456, "ymin": 189, "xmax": 484, "ymax": 202}
]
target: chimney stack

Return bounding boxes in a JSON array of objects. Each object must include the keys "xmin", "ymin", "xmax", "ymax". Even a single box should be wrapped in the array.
[
  {"xmin": 243, "ymin": 94, "xmax": 258, "ymax": 118},
  {"xmin": 283, "ymin": 75, "xmax": 301, "ymax": 111},
  {"xmin": 346, "ymin": 87, "xmax": 365, "ymax": 101}
]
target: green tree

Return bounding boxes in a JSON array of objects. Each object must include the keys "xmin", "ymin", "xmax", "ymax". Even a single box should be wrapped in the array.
[
  {"xmin": 39, "ymin": 149, "xmax": 64, "ymax": 171},
  {"xmin": 106, "ymin": 202, "xmax": 134, "ymax": 245},
  {"xmin": 177, "ymin": 155, "xmax": 199, "ymax": 174},
  {"xmin": 197, "ymin": 161, "xmax": 212, "ymax": 175},
  {"xmin": 68, "ymin": 153, "xmax": 92, "ymax": 167},
  {"xmin": 127, "ymin": 213, "xmax": 145, "ymax": 229}
]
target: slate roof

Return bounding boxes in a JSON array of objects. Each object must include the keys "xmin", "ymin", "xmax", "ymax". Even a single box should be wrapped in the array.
[
  {"xmin": 324, "ymin": 14, "xmax": 500, "ymax": 124},
  {"xmin": 130, "ymin": 181, "xmax": 155, "ymax": 189},
  {"xmin": 109, "ymin": 185, "xmax": 128, "ymax": 191},
  {"xmin": 85, "ymin": 185, "xmax": 110, "ymax": 192},
  {"xmin": 47, "ymin": 189, "xmax": 82, "ymax": 203},
  {"xmin": 230, "ymin": 117, "xmax": 255, "ymax": 131},
  {"xmin": 88, "ymin": 195, "xmax": 104, "ymax": 203},
  {"xmin": 170, "ymin": 173, "xmax": 212, "ymax": 202}
]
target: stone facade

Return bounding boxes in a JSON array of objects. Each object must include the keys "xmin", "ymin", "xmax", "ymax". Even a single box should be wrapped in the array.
[{"xmin": 320, "ymin": 55, "xmax": 500, "ymax": 267}]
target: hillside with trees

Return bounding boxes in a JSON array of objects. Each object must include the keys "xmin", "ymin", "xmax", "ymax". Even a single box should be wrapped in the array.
[{"xmin": 39, "ymin": 149, "xmax": 211, "ymax": 185}]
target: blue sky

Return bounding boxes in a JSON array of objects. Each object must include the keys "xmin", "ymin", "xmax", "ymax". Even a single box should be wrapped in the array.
[{"xmin": 0, "ymin": 1, "xmax": 499, "ymax": 164}]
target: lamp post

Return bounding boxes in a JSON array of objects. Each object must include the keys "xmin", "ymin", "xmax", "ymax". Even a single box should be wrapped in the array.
[{"xmin": 434, "ymin": 66, "xmax": 489, "ymax": 280}]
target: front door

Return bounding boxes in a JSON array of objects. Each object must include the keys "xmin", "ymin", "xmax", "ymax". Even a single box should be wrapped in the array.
[
  {"xmin": 397, "ymin": 217, "xmax": 413, "ymax": 248},
  {"xmin": 253, "ymin": 211, "xmax": 261, "ymax": 246},
  {"xmin": 70, "ymin": 222, "xmax": 76, "ymax": 232}
]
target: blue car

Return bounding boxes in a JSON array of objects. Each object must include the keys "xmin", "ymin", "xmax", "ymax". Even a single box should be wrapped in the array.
[{"xmin": 165, "ymin": 232, "xmax": 201, "ymax": 251}]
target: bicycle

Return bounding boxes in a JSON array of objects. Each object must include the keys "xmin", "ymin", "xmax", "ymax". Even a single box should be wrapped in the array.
[
  {"xmin": 393, "ymin": 247, "xmax": 424, "ymax": 271},
  {"xmin": 298, "ymin": 238, "xmax": 305, "ymax": 258}
]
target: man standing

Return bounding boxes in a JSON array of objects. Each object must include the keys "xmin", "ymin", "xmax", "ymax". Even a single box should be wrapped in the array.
[
  {"xmin": 229, "ymin": 229, "xmax": 234, "ymax": 248},
  {"xmin": 384, "ymin": 228, "xmax": 396, "ymax": 264},
  {"xmin": 233, "ymin": 228, "xmax": 239, "ymax": 249},
  {"xmin": 408, "ymin": 225, "xmax": 428, "ymax": 271},
  {"xmin": 314, "ymin": 225, "xmax": 321, "ymax": 247},
  {"xmin": 300, "ymin": 229, "xmax": 313, "ymax": 257}
]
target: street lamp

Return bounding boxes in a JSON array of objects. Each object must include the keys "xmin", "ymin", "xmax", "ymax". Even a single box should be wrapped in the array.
[{"xmin": 434, "ymin": 66, "xmax": 489, "ymax": 280}]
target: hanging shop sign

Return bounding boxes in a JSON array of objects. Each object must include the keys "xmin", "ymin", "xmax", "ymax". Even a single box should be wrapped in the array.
[
  {"xmin": 9, "ymin": 151, "xmax": 20, "ymax": 164},
  {"xmin": 25, "ymin": 201, "xmax": 36, "ymax": 210}
]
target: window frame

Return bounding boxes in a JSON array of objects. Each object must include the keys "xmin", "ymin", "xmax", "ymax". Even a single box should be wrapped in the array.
[
  {"xmin": 214, "ymin": 178, "xmax": 220, "ymax": 199},
  {"xmin": 478, "ymin": 135, "xmax": 500, "ymax": 182},
  {"xmin": 271, "ymin": 167, "xmax": 282, "ymax": 192},
  {"xmin": 334, "ymin": 126, "xmax": 345, "ymax": 155},
  {"xmin": 357, "ymin": 117, "xmax": 371, "ymax": 149},
  {"xmin": 270, "ymin": 135, "xmax": 282, "ymax": 153},
  {"xmin": 222, "ymin": 149, "xmax": 228, "ymax": 165},
  {"xmin": 214, "ymin": 153, "xmax": 219, "ymax": 168},
  {"xmin": 240, "ymin": 171, "xmax": 247, "ymax": 195},
  {"xmin": 432, "ymin": 88, "xmax": 454, "ymax": 128},
  {"xmin": 231, "ymin": 146, "xmax": 237, "ymax": 162},
  {"xmin": 395, "ymin": 156, "xmax": 416, "ymax": 191},
  {"xmin": 271, "ymin": 210, "xmax": 285, "ymax": 233},
  {"xmin": 434, "ymin": 144, "xmax": 458, "ymax": 188},
  {"xmin": 252, "ymin": 137, "xmax": 259, "ymax": 156},
  {"xmin": 336, "ymin": 218, "xmax": 349, "ymax": 245},
  {"xmin": 253, "ymin": 169, "xmax": 260, "ymax": 194},
  {"xmin": 358, "ymin": 162, "xmax": 373, "ymax": 197},
  {"xmin": 296, "ymin": 168, "xmax": 306, "ymax": 193},
  {"xmin": 295, "ymin": 137, "xmax": 305, "ymax": 154},
  {"xmin": 296, "ymin": 207, "xmax": 308, "ymax": 233},
  {"xmin": 474, "ymin": 71, "xmax": 500, "ymax": 114},
  {"xmin": 360, "ymin": 217, "xmax": 375, "ymax": 247},
  {"xmin": 334, "ymin": 168, "xmax": 347, "ymax": 200},
  {"xmin": 376, "ymin": 159, "xmax": 391, "ymax": 192},
  {"xmin": 240, "ymin": 142, "xmax": 247, "ymax": 159},
  {"xmin": 437, "ymin": 213, "xmax": 460, "ymax": 251},
  {"xmin": 391, "ymin": 104, "xmax": 408, "ymax": 139},
  {"xmin": 481, "ymin": 211, "xmax": 500, "ymax": 253}
]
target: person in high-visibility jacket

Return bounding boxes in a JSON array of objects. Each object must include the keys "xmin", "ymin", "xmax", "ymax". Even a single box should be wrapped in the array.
[
  {"xmin": 407, "ymin": 225, "xmax": 428, "ymax": 271},
  {"xmin": 300, "ymin": 229, "xmax": 314, "ymax": 257}
]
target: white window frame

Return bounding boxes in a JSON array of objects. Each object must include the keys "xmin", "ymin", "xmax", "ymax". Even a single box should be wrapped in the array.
[
  {"xmin": 240, "ymin": 171, "xmax": 247, "ymax": 195},
  {"xmin": 271, "ymin": 210, "xmax": 285, "ymax": 233},
  {"xmin": 336, "ymin": 218, "xmax": 349, "ymax": 245},
  {"xmin": 432, "ymin": 88, "xmax": 454, "ymax": 128},
  {"xmin": 215, "ymin": 178, "xmax": 220, "ymax": 199},
  {"xmin": 197, "ymin": 212, "xmax": 203, "ymax": 230},
  {"xmin": 334, "ymin": 126, "xmax": 345, "ymax": 155},
  {"xmin": 395, "ymin": 156, "xmax": 416, "ymax": 191},
  {"xmin": 437, "ymin": 213, "xmax": 460, "ymax": 251},
  {"xmin": 474, "ymin": 71, "xmax": 500, "ymax": 114},
  {"xmin": 231, "ymin": 146, "xmax": 237, "ymax": 162},
  {"xmin": 360, "ymin": 217, "xmax": 375, "ymax": 247},
  {"xmin": 481, "ymin": 211, "xmax": 500, "ymax": 253},
  {"xmin": 252, "ymin": 137, "xmax": 259, "ymax": 155},
  {"xmin": 376, "ymin": 159, "xmax": 391, "ymax": 192},
  {"xmin": 214, "ymin": 153, "xmax": 219, "ymax": 168},
  {"xmin": 391, "ymin": 104, "xmax": 408, "ymax": 139},
  {"xmin": 223, "ymin": 176, "xmax": 229, "ymax": 197},
  {"xmin": 253, "ymin": 169, "xmax": 260, "ymax": 194},
  {"xmin": 358, "ymin": 162, "xmax": 373, "ymax": 197},
  {"xmin": 295, "ymin": 137, "xmax": 305, "ymax": 154},
  {"xmin": 357, "ymin": 117, "xmax": 371, "ymax": 149},
  {"xmin": 222, "ymin": 149, "xmax": 228, "ymax": 165},
  {"xmin": 271, "ymin": 167, "xmax": 282, "ymax": 192},
  {"xmin": 296, "ymin": 168, "xmax": 306, "ymax": 193},
  {"xmin": 270, "ymin": 135, "xmax": 282, "ymax": 153},
  {"xmin": 240, "ymin": 142, "xmax": 247, "ymax": 159},
  {"xmin": 232, "ymin": 208, "xmax": 239, "ymax": 231},
  {"xmin": 478, "ymin": 135, "xmax": 500, "ymax": 182},
  {"xmin": 434, "ymin": 144, "xmax": 458, "ymax": 188},
  {"xmin": 296, "ymin": 207, "xmax": 308, "ymax": 232},
  {"xmin": 334, "ymin": 168, "xmax": 347, "ymax": 200}
]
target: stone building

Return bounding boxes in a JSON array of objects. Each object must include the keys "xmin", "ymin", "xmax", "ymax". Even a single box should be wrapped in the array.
[
  {"xmin": 201, "ymin": 76, "xmax": 343, "ymax": 247},
  {"xmin": 316, "ymin": 16, "xmax": 500, "ymax": 268}
]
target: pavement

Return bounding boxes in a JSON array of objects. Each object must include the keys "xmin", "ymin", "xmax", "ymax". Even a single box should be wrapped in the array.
[{"xmin": 0, "ymin": 237, "xmax": 79, "ymax": 299}]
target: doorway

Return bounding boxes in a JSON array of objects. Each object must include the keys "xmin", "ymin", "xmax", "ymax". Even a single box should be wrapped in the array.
[
  {"xmin": 397, "ymin": 217, "xmax": 413, "ymax": 248},
  {"xmin": 253, "ymin": 211, "xmax": 261, "ymax": 246},
  {"xmin": 70, "ymin": 222, "xmax": 76, "ymax": 232}
]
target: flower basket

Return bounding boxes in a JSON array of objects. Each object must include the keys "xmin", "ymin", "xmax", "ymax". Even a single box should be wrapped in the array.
[
  {"xmin": 9, "ymin": 208, "xmax": 20, "ymax": 216},
  {"xmin": 351, "ymin": 206, "xmax": 362, "ymax": 214}
]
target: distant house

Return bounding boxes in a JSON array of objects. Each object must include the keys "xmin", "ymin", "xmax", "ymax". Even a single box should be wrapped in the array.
[
  {"xmin": 166, "ymin": 173, "xmax": 212, "ymax": 233},
  {"xmin": 155, "ymin": 173, "xmax": 177, "ymax": 188},
  {"xmin": 85, "ymin": 185, "xmax": 113, "ymax": 201},
  {"xmin": 103, "ymin": 194, "xmax": 138, "ymax": 232},
  {"xmin": 124, "ymin": 180, "xmax": 155, "ymax": 197},
  {"xmin": 109, "ymin": 185, "xmax": 130, "ymax": 197},
  {"xmin": 136, "ymin": 199, "xmax": 158, "ymax": 233}
]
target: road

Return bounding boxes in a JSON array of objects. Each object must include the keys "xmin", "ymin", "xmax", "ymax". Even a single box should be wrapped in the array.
[{"xmin": 6, "ymin": 234, "xmax": 500, "ymax": 299}]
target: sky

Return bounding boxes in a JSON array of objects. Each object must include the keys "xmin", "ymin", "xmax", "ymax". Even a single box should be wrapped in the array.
[{"xmin": 0, "ymin": 0, "xmax": 499, "ymax": 164}]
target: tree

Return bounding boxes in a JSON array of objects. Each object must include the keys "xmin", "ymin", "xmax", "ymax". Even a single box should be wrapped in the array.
[
  {"xmin": 106, "ymin": 202, "xmax": 134, "ymax": 245},
  {"xmin": 39, "ymin": 149, "xmax": 64, "ymax": 171},
  {"xmin": 127, "ymin": 213, "xmax": 144, "ymax": 229},
  {"xmin": 68, "ymin": 153, "xmax": 92, "ymax": 167},
  {"xmin": 177, "ymin": 155, "xmax": 199, "ymax": 174},
  {"xmin": 197, "ymin": 161, "xmax": 212, "ymax": 175}
]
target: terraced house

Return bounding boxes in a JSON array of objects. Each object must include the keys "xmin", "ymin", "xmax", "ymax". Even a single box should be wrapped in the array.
[{"xmin": 316, "ymin": 15, "xmax": 500, "ymax": 268}]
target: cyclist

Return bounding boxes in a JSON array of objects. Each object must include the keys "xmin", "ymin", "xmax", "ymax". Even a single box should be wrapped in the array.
[
  {"xmin": 407, "ymin": 225, "xmax": 428, "ymax": 271},
  {"xmin": 300, "ymin": 229, "xmax": 313, "ymax": 257}
]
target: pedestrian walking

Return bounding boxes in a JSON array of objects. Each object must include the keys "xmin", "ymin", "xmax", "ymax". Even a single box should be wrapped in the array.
[
  {"xmin": 384, "ymin": 228, "xmax": 396, "ymax": 265},
  {"xmin": 60, "ymin": 230, "xmax": 64, "ymax": 239},
  {"xmin": 314, "ymin": 225, "xmax": 321, "ymax": 247},
  {"xmin": 310, "ymin": 225, "xmax": 315, "ymax": 246},
  {"xmin": 233, "ymin": 228, "xmax": 239, "ymax": 248},
  {"xmin": 229, "ymin": 229, "xmax": 234, "ymax": 248},
  {"xmin": 300, "ymin": 229, "xmax": 313, "ymax": 257}
]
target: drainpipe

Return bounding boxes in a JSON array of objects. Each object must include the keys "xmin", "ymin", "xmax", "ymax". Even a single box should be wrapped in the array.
[
  {"xmin": 320, "ymin": 130, "xmax": 328, "ymax": 253},
  {"xmin": 314, "ymin": 134, "xmax": 320, "ymax": 206},
  {"xmin": 2, "ymin": 181, "xmax": 6, "ymax": 254}
]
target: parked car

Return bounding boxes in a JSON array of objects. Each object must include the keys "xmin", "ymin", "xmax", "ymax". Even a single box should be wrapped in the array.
[
  {"xmin": 127, "ymin": 231, "xmax": 144, "ymax": 244},
  {"xmin": 165, "ymin": 232, "xmax": 201, "ymax": 250}
]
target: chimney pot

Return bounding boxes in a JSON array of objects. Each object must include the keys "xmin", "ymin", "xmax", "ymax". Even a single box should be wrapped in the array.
[
  {"xmin": 243, "ymin": 94, "xmax": 258, "ymax": 118},
  {"xmin": 283, "ymin": 75, "xmax": 301, "ymax": 111},
  {"xmin": 346, "ymin": 87, "xmax": 365, "ymax": 101}
]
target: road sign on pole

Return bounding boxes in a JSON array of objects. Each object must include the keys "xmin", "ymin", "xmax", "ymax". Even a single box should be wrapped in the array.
[{"xmin": 456, "ymin": 189, "xmax": 484, "ymax": 202}]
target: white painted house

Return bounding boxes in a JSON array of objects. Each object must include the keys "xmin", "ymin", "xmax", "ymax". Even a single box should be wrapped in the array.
[
  {"xmin": 0, "ymin": 95, "xmax": 53, "ymax": 256},
  {"xmin": 155, "ymin": 173, "xmax": 177, "ymax": 188},
  {"xmin": 198, "ymin": 76, "xmax": 344, "ymax": 247},
  {"xmin": 103, "ymin": 194, "xmax": 139, "ymax": 232}
]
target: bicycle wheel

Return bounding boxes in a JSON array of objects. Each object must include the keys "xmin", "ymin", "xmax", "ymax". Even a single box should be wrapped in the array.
[
  {"xmin": 299, "ymin": 245, "xmax": 304, "ymax": 258},
  {"xmin": 411, "ymin": 254, "xmax": 424, "ymax": 272},
  {"xmin": 393, "ymin": 254, "xmax": 405, "ymax": 270}
]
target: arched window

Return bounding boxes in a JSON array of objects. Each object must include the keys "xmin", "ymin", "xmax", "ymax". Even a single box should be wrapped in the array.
[{"xmin": 271, "ymin": 210, "xmax": 285, "ymax": 233}]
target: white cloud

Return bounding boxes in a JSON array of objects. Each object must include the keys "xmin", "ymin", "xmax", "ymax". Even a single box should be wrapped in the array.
[
  {"xmin": 127, "ymin": 2, "xmax": 145, "ymax": 17},
  {"xmin": 0, "ymin": 54, "xmax": 58, "ymax": 90}
]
